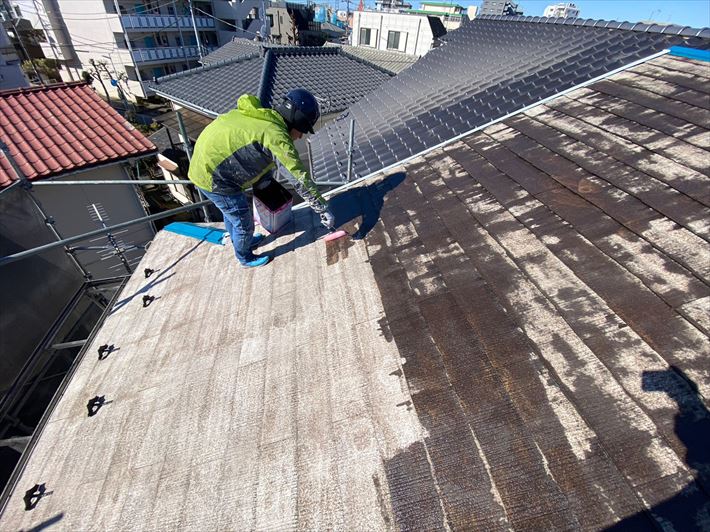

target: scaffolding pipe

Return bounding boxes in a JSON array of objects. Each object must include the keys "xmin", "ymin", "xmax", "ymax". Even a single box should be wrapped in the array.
[
  {"xmin": 0, "ymin": 142, "xmax": 91, "ymax": 279},
  {"xmin": 346, "ymin": 118, "xmax": 355, "ymax": 182},
  {"xmin": 0, "ymin": 200, "xmax": 211, "ymax": 267},
  {"xmin": 31, "ymin": 179, "xmax": 194, "ymax": 186},
  {"xmin": 176, "ymin": 109, "xmax": 211, "ymax": 221}
]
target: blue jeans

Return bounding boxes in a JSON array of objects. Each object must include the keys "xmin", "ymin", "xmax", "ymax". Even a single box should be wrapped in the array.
[{"xmin": 202, "ymin": 189, "xmax": 256, "ymax": 264}]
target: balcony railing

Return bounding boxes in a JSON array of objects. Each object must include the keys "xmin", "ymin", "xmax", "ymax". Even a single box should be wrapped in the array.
[
  {"xmin": 121, "ymin": 14, "xmax": 215, "ymax": 30},
  {"xmin": 131, "ymin": 45, "xmax": 216, "ymax": 63}
]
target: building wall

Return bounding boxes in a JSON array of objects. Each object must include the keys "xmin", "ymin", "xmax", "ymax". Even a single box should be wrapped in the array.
[
  {"xmin": 352, "ymin": 11, "xmax": 435, "ymax": 57},
  {"xmin": 0, "ymin": 18, "xmax": 29, "ymax": 90},
  {"xmin": 0, "ymin": 184, "xmax": 85, "ymax": 398},
  {"xmin": 543, "ymin": 3, "xmax": 579, "ymax": 18},
  {"xmin": 33, "ymin": 164, "xmax": 156, "ymax": 279},
  {"xmin": 18, "ymin": 0, "xmax": 223, "ymax": 100}
]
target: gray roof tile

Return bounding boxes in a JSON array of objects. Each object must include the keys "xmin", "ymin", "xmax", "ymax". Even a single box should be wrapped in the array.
[
  {"xmin": 200, "ymin": 37, "xmax": 262, "ymax": 65},
  {"xmin": 150, "ymin": 46, "xmax": 391, "ymax": 117},
  {"xmin": 308, "ymin": 16, "xmax": 709, "ymax": 183}
]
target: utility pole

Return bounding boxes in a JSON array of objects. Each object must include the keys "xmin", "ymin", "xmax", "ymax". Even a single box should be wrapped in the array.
[
  {"xmin": 176, "ymin": 110, "xmax": 211, "ymax": 222},
  {"xmin": 113, "ymin": 0, "xmax": 145, "ymax": 93},
  {"xmin": 260, "ymin": 0, "xmax": 269, "ymax": 41},
  {"xmin": 187, "ymin": 0, "xmax": 202, "ymax": 61},
  {"xmin": 172, "ymin": 0, "xmax": 190, "ymax": 70}
]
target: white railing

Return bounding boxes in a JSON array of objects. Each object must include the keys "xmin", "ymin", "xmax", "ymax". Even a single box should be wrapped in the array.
[
  {"xmin": 131, "ymin": 45, "xmax": 217, "ymax": 63},
  {"xmin": 121, "ymin": 14, "xmax": 215, "ymax": 30}
]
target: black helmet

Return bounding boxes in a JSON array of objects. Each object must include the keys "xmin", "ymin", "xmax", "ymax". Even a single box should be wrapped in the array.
[{"xmin": 275, "ymin": 88, "xmax": 321, "ymax": 134}]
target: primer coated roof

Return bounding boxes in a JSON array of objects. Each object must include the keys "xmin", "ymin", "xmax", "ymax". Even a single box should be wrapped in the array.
[
  {"xmin": 0, "ymin": 83, "xmax": 156, "ymax": 186},
  {"xmin": 1, "ymin": 53, "xmax": 708, "ymax": 530},
  {"xmin": 308, "ymin": 15, "xmax": 709, "ymax": 184}
]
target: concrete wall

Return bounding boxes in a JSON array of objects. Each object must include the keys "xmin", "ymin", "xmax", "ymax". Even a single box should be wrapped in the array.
[
  {"xmin": 33, "ymin": 164, "xmax": 155, "ymax": 279},
  {"xmin": 0, "ymin": 184, "xmax": 85, "ymax": 398},
  {"xmin": 352, "ymin": 11, "xmax": 435, "ymax": 56}
]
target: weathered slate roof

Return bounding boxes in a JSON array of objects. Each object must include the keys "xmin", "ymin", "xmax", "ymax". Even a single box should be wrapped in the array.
[
  {"xmin": 200, "ymin": 37, "xmax": 261, "ymax": 65},
  {"xmin": 325, "ymin": 42, "xmax": 419, "ymax": 74},
  {"xmin": 308, "ymin": 15, "xmax": 709, "ymax": 183},
  {"xmin": 150, "ymin": 46, "xmax": 392, "ymax": 117},
  {"xmin": 1, "ymin": 53, "xmax": 709, "ymax": 530}
]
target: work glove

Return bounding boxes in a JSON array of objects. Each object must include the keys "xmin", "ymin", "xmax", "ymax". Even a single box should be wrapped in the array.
[{"xmin": 320, "ymin": 208, "xmax": 335, "ymax": 230}]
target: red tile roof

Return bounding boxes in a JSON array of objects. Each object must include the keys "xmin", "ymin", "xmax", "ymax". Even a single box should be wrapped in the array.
[{"xmin": 0, "ymin": 82, "xmax": 156, "ymax": 186}]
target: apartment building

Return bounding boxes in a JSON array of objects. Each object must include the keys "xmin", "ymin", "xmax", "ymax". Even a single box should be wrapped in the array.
[
  {"xmin": 409, "ymin": 1, "xmax": 466, "ymax": 30},
  {"xmin": 479, "ymin": 0, "xmax": 523, "ymax": 16},
  {"xmin": 543, "ymin": 2, "xmax": 580, "ymax": 18},
  {"xmin": 15, "ymin": 0, "xmax": 262, "ymax": 100},
  {"xmin": 352, "ymin": 9, "xmax": 446, "ymax": 56}
]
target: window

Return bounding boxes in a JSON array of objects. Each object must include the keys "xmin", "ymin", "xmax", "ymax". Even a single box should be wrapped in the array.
[
  {"xmin": 359, "ymin": 27, "xmax": 372, "ymax": 46},
  {"xmin": 387, "ymin": 30, "xmax": 400, "ymax": 50}
]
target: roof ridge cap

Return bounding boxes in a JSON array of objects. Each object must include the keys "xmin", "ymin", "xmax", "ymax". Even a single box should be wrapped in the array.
[
  {"xmin": 0, "ymin": 81, "xmax": 89, "ymax": 97},
  {"xmin": 477, "ymin": 14, "xmax": 710, "ymax": 37}
]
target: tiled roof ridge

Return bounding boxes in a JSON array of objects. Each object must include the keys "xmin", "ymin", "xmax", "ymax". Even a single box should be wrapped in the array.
[
  {"xmin": 155, "ymin": 52, "xmax": 262, "ymax": 84},
  {"xmin": 268, "ymin": 45, "xmax": 341, "ymax": 56},
  {"xmin": 339, "ymin": 48, "xmax": 397, "ymax": 77},
  {"xmin": 477, "ymin": 14, "xmax": 710, "ymax": 38},
  {"xmin": 0, "ymin": 81, "xmax": 88, "ymax": 97}
]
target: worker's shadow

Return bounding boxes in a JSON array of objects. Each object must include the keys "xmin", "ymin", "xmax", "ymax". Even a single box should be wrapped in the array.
[
  {"xmin": 329, "ymin": 171, "xmax": 406, "ymax": 240},
  {"xmin": 604, "ymin": 366, "xmax": 710, "ymax": 530},
  {"xmin": 269, "ymin": 171, "xmax": 406, "ymax": 258}
]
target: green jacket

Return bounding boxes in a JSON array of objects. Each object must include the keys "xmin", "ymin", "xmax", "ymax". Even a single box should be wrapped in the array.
[{"xmin": 188, "ymin": 94, "xmax": 326, "ymax": 212}]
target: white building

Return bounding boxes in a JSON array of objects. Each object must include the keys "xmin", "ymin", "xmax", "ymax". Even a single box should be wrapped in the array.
[
  {"xmin": 12, "ymin": 0, "xmax": 263, "ymax": 100},
  {"xmin": 351, "ymin": 10, "xmax": 446, "ymax": 57},
  {"xmin": 411, "ymin": 1, "xmax": 466, "ymax": 30},
  {"xmin": 543, "ymin": 2, "xmax": 579, "ymax": 18}
]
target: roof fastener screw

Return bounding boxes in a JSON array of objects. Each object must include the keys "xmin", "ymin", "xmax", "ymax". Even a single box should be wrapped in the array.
[
  {"xmin": 87, "ymin": 395, "xmax": 110, "ymax": 417},
  {"xmin": 23, "ymin": 483, "xmax": 51, "ymax": 511},
  {"xmin": 98, "ymin": 344, "xmax": 114, "ymax": 361}
]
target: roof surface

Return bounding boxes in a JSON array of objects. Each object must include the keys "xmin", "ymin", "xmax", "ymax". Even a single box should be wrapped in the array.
[
  {"xmin": 1, "ymin": 53, "xmax": 708, "ymax": 530},
  {"xmin": 0, "ymin": 83, "xmax": 156, "ymax": 186},
  {"xmin": 151, "ymin": 46, "xmax": 392, "ymax": 117},
  {"xmin": 308, "ymin": 15, "xmax": 709, "ymax": 183},
  {"xmin": 200, "ymin": 37, "xmax": 261, "ymax": 65}
]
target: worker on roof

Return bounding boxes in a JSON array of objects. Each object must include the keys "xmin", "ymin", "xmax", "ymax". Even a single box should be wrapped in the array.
[{"xmin": 188, "ymin": 89, "xmax": 334, "ymax": 267}]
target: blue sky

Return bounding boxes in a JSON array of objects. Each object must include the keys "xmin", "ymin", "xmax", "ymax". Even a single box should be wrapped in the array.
[{"xmin": 467, "ymin": 1, "xmax": 710, "ymax": 27}]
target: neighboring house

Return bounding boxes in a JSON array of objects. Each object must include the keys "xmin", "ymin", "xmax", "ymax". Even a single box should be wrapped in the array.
[
  {"xmin": 479, "ymin": 0, "xmax": 523, "ymax": 16},
  {"xmin": 2, "ymin": 34, "xmax": 709, "ymax": 532},
  {"xmin": 267, "ymin": 1, "xmax": 329, "ymax": 46},
  {"xmin": 310, "ymin": 15, "xmax": 708, "ymax": 184},
  {"xmin": 16, "ymin": 0, "xmax": 260, "ymax": 101},
  {"xmin": 543, "ymin": 2, "xmax": 580, "ymax": 18},
  {"xmin": 0, "ymin": 22, "xmax": 27, "ymax": 90},
  {"xmin": 374, "ymin": 0, "xmax": 412, "ymax": 11},
  {"xmin": 406, "ymin": 1, "xmax": 467, "ymax": 30},
  {"xmin": 351, "ymin": 10, "xmax": 447, "ymax": 56},
  {"xmin": 0, "ymin": 82, "xmax": 157, "ymax": 278}
]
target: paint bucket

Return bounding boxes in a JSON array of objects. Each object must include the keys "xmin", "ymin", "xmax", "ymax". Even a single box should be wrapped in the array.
[{"xmin": 253, "ymin": 178, "xmax": 293, "ymax": 234}]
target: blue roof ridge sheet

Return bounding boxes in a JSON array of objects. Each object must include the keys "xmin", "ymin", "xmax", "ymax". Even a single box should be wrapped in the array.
[{"xmin": 476, "ymin": 14, "xmax": 710, "ymax": 38}]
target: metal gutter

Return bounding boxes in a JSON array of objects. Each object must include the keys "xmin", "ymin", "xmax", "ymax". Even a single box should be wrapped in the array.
[
  {"xmin": 302, "ymin": 48, "xmax": 673, "ymax": 206},
  {"xmin": 149, "ymin": 90, "xmax": 219, "ymax": 119}
]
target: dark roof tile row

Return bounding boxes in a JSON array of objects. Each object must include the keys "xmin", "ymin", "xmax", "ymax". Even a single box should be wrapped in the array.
[{"xmin": 309, "ymin": 16, "xmax": 709, "ymax": 183}]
